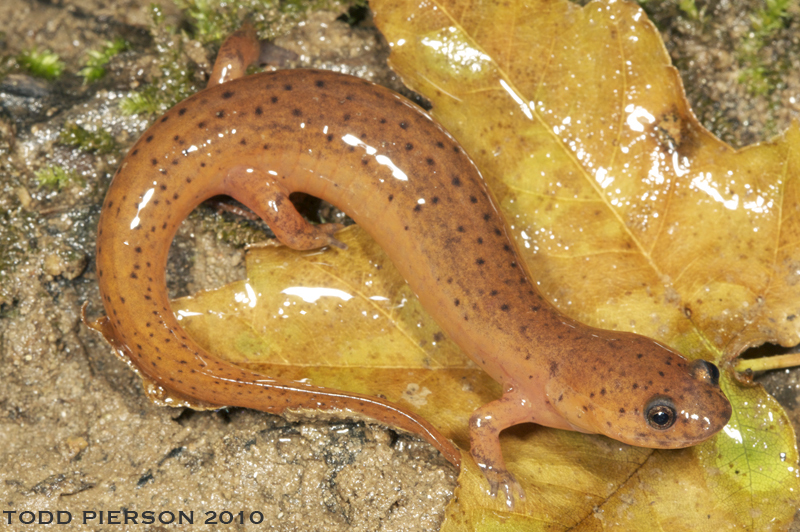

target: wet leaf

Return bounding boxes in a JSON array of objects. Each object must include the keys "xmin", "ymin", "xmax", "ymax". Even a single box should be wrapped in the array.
[
  {"xmin": 175, "ymin": 227, "xmax": 500, "ymax": 448},
  {"xmin": 174, "ymin": 0, "xmax": 800, "ymax": 529}
]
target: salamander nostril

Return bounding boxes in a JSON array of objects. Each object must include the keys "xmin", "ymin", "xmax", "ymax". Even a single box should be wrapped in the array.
[{"xmin": 689, "ymin": 359, "xmax": 720, "ymax": 386}]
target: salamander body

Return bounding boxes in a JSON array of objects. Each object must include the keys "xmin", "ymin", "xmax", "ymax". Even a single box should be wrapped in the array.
[{"xmin": 91, "ymin": 27, "xmax": 732, "ymax": 504}]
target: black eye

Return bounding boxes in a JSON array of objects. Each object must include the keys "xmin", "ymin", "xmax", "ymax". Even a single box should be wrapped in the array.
[{"xmin": 646, "ymin": 396, "xmax": 676, "ymax": 430}]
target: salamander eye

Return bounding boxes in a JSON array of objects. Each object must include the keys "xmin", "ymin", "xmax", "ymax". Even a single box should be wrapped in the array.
[{"xmin": 646, "ymin": 396, "xmax": 676, "ymax": 430}]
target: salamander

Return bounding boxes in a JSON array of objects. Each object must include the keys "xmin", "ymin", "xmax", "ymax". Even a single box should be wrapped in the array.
[{"xmin": 88, "ymin": 26, "xmax": 732, "ymax": 506}]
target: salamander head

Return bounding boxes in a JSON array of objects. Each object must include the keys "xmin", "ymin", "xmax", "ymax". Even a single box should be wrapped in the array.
[{"xmin": 548, "ymin": 333, "xmax": 732, "ymax": 448}]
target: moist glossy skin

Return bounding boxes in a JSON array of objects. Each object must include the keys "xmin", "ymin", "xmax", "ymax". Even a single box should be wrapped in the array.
[{"xmin": 91, "ymin": 28, "xmax": 732, "ymax": 506}]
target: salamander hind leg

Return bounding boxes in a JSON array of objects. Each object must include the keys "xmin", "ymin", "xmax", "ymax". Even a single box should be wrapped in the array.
[
  {"xmin": 208, "ymin": 24, "xmax": 261, "ymax": 87},
  {"xmin": 469, "ymin": 388, "xmax": 533, "ymax": 509},
  {"xmin": 225, "ymin": 166, "xmax": 346, "ymax": 250}
]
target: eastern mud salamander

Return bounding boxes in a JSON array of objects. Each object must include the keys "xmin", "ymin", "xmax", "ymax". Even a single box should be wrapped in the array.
[{"xmin": 89, "ymin": 26, "xmax": 732, "ymax": 505}]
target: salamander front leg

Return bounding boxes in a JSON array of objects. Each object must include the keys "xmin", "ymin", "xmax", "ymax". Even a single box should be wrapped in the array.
[
  {"xmin": 225, "ymin": 166, "xmax": 346, "ymax": 250},
  {"xmin": 469, "ymin": 388, "xmax": 533, "ymax": 509}
]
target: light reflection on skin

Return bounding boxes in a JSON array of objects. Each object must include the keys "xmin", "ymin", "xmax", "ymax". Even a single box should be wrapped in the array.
[
  {"xmin": 340, "ymin": 134, "xmax": 408, "ymax": 181},
  {"xmin": 130, "ymin": 188, "xmax": 155, "ymax": 229}
]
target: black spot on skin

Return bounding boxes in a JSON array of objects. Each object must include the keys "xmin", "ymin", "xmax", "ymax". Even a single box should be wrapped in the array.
[
  {"xmin": 160, "ymin": 184, "xmax": 167, "ymax": 191},
  {"xmin": 501, "ymin": 304, "xmax": 509, "ymax": 311},
  {"xmin": 432, "ymin": 196, "xmax": 439, "ymax": 204},
  {"xmin": 436, "ymin": 141, "xmax": 445, "ymax": 149},
  {"xmin": 198, "ymin": 121, "xmax": 206, "ymax": 129},
  {"xmin": 483, "ymin": 213, "xmax": 491, "ymax": 221},
  {"xmin": 388, "ymin": 194, "xmax": 394, "ymax": 202},
  {"xmin": 457, "ymin": 226, "xmax": 465, "ymax": 233},
  {"xmin": 135, "ymin": 247, "xmax": 142, "ymax": 253},
  {"xmin": 426, "ymin": 158, "xmax": 435, "ymax": 166},
  {"xmin": 454, "ymin": 299, "xmax": 460, "ymax": 307},
  {"xmin": 161, "ymin": 116, "xmax": 169, "ymax": 123},
  {"xmin": 151, "ymin": 159, "xmax": 157, "ymax": 166},
  {"xmin": 327, "ymin": 134, "xmax": 334, "ymax": 142},
  {"xmin": 405, "ymin": 143, "xmax": 413, "ymax": 151},
  {"xmin": 178, "ymin": 108, "xmax": 187, "ymax": 116},
  {"xmin": 600, "ymin": 388, "xmax": 607, "ymax": 395},
  {"xmin": 343, "ymin": 113, "xmax": 351, "ymax": 121},
  {"xmin": 399, "ymin": 121, "xmax": 408, "ymax": 129},
  {"xmin": 658, "ymin": 371, "xmax": 665, "ymax": 377},
  {"xmin": 171, "ymin": 159, "xmax": 179, "ymax": 165},
  {"xmin": 413, "ymin": 204, "xmax": 422, "ymax": 212},
  {"xmin": 619, "ymin": 408, "xmax": 626, "ymax": 414},
  {"xmin": 200, "ymin": 162, "xmax": 206, "ymax": 167},
  {"xmin": 130, "ymin": 272, "xmax": 138, "ymax": 279},
  {"xmin": 477, "ymin": 237, "xmax": 483, "ymax": 244},
  {"xmin": 293, "ymin": 108, "xmax": 302, "ymax": 117},
  {"xmin": 146, "ymin": 135, "xmax": 154, "ymax": 143},
  {"xmin": 470, "ymin": 195, "xmax": 478, "ymax": 203},
  {"xmin": 447, "ymin": 278, "xmax": 453, "ymax": 284},
  {"xmin": 476, "ymin": 258, "xmax": 485, "ymax": 266},
  {"xmin": 452, "ymin": 176, "xmax": 462, "ymax": 187},
  {"xmin": 315, "ymin": 80, "xmax": 325, "ymax": 88},
  {"xmin": 284, "ymin": 84, "xmax": 293, "ymax": 91},
  {"xmin": 490, "ymin": 290, "xmax": 498, "ymax": 296},
  {"xmin": 255, "ymin": 106, "xmax": 263, "ymax": 115},
  {"xmin": 271, "ymin": 96, "xmax": 278, "ymax": 103},
  {"xmin": 222, "ymin": 90, "xmax": 234, "ymax": 99},
  {"xmin": 216, "ymin": 110, "xmax": 225, "ymax": 118},
  {"xmin": 240, "ymin": 139, "xmax": 247, "ymax": 146},
  {"xmin": 636, "ymin": 353, "xmax": 644, "ymax": 359},
  {"xmin": 632, "ymin": 383, "xmax": 639, "ymax": 389}
]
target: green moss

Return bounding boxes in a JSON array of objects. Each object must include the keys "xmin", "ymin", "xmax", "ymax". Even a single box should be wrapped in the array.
[
  {"xmin": 35, "ymin": 166, "xmax": 81, "ymax": 189},
  {"xmin": 118, "ymin": 89, "xmax": 164, "ymax": 115},
  {"xmin": 80, "ymin": 38, "xmax": 130, "ymax": 84},
  {"xmin": 677, "ymin": 0, "xmax": 698, "ymax": 19},
  {"xmin": 737, "ymin": 0, "xmax": 791, "ymax": 98},
  {"xmin": 119, "ymin": 0, "xmax": 352, "ymax": 116},
  {"xmin": 17, "ymin": 47, "xmax": 65, "ymax": 80},
  {"xmin": 59, "ymin": 123, "xmax": 118, "ymax": 154},
  {"xmin": 175, "ymin": 0, "xmax": 347, "ymax": 44},
  {"xmin": 118, "ymin": 4, "xmax": 203, "ymax": 116}
]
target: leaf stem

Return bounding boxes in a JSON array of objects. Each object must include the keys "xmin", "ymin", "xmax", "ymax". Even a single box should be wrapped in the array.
[{"xmin": 736, "ymin": 352, "xmax": 800, "ymax": 373}]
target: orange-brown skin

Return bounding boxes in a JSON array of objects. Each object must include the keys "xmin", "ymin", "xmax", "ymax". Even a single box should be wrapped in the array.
[{"xmin": 92, "ymin": 28, "xmax": 732, "ymax": 506}]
